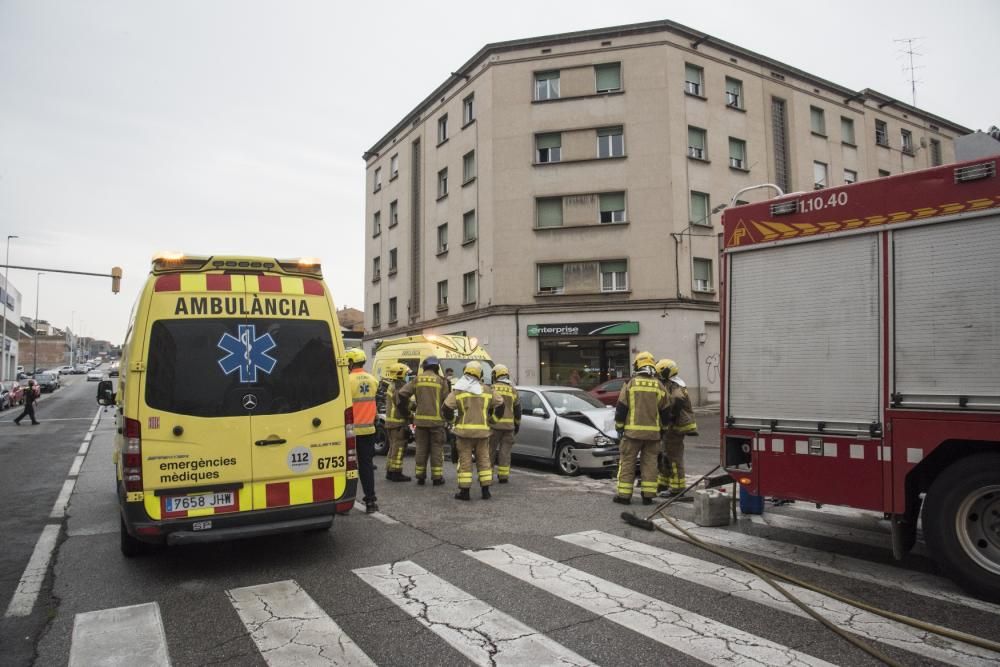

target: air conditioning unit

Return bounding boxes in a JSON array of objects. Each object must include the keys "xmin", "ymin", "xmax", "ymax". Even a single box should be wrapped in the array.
[
  {"xmin": 440, "ymin": 243, "xmax": 448, "ymax": 252},
  {"xmin": 694, "ymin": 279, "xmax": 711, "ymax": 292},
  {"xmin": 688, "ymin": 147, "xmax": 704, "ymax": 159},
  {"xmin": 729, "ymin": 158, "xmax": 744, "ymax": 169},
  {"xmin": 684, "ymin": 81, "xmax": 700, "ymax": 95},
  {"xmin": 726, "ymin": 92, "xmax": 740, "ymax": 107}
]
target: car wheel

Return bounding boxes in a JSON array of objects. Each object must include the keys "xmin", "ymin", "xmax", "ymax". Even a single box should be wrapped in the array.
[
  {"xmin": 554, "ymin": 441, "xmax": 581, "ymax": 477},
  {"xmin": 923, "ymin": 453, "xmax": 1000, "ymax": 602},
  {"xmin": 120, "ymin": 516, "xmax": 148, "ymax": 558},
  {"xmin": 373, "ymin": 424, "xmax": 389, "ymax": 456}
]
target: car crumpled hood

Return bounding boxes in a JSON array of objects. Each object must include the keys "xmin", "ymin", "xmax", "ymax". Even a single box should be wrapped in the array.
[{"xmin": 556, "ymin": 407, "xmax": 617, "ymax": 437}]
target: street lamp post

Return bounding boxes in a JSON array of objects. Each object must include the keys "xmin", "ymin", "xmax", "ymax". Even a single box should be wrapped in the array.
[
  {"xmin": 1, "ymin": 234, "xmax": 17, "ymax": 381},
  {"xmin": 33, "ymin": 272, "xmax": 43, "ymax": 375}
]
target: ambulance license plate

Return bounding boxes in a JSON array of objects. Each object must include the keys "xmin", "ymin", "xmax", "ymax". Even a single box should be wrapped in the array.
[{"xmin": 165, "ymin": 491, "xmax": 235, "ymax": 512}]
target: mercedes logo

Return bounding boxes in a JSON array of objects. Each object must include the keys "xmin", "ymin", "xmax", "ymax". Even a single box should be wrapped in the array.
[{"xmin": 242, "ymin": 394, "xmax": 258, "ymax": 410}]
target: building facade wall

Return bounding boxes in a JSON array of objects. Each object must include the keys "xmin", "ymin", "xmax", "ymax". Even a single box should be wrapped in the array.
[{"xmin": 1, "ymin": 276, "xmax": 22, "ymax": 381}]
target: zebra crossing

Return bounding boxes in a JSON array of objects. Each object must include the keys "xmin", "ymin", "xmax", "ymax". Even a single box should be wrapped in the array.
[{"xmin": 65, "ymin": 508, "xmax": 1000, "ymax": 667}]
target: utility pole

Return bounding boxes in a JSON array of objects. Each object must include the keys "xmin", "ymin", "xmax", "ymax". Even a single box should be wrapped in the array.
[
  {"xmin": 33, "ymin": 272, "xmax": 43, "ymax": 375},
  {"xmin": 894, "ymin": 37, "xmax": 923, "ymax": 107}
]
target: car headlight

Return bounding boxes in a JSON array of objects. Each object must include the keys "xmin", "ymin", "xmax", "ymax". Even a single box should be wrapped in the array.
[{"xmin": 594, "ymin": 434, "xmax": 615, "ymax": 447}]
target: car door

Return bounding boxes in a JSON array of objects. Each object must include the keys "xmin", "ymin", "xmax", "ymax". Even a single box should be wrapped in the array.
[{"xmin": 514, "ymin": 389, "xmax": 554, "ymax": 459}]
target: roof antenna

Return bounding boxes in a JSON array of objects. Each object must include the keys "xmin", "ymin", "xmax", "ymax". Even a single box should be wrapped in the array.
[{"xmin": 894, "ymin": 37, "xmax": 923, "ymax": 107}]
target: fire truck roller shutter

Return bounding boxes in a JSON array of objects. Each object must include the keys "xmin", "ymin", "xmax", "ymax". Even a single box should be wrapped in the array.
[
  {"xmin": 727, "ymin": 233, "xmax": 880, "ymax": 431},
  {"xmin": 893, "ymin": 215, "xmax": 1000, "ymax": 410}
]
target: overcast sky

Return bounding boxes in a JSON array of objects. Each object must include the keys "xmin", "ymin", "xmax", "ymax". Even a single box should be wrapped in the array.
[{"xmin": 1, "ymin": 0, "xmax": 997, "ymax": 343}]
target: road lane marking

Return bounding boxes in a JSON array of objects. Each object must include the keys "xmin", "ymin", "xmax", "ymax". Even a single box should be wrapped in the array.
[
  {"xmin": 227, "ymin": 579, "xmax": 375, "ymax": 666},
  {"xmin": 68, "ymin": 455, "xmax": 85, "ymax": 477},
  {"xmin": 654, "ymin": 518, "xmax": 1000, "ymax": 615},
  {"xmin": 355, "ymin": 560, "xmax": 594, "ymax": 666},
  {"xmin": 77, "ymin": 441, "xmax": 89, "ymax": 455},
  {"xmin": 50, "ymin": 479, "xmax": 76, "ymax": 518},
  {"xmin": 69, "ymin": 602, "xmax": 171, "ymax": 667},
  {"xmin": 352, "ymin": 501, "xmax": 400, "ymax": 524},
  {"xmin": 466, "ymin": 544, "xmax": 835, "ymax": 666},
  {"xmin": 4, "ymin": 524, "xmax": 61, "ymax": 617},
  {"xmin": 559, "ymin": 530, "xmax": 1000, "ymax": 666}
]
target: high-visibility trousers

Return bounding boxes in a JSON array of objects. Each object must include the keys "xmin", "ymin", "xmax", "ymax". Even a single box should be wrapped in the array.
[
  {"xmin": 658, "ymin": 432, "xmax": 686, "ymax": 492},
  {"xmin": 617, "ymin": 436, "xmax": 659, "ymax": 499},
  {"xmin": 456, "ymin": 436, "xmax": 493, "ymax": 489},
  {"xmin": 490, "ymin": 430, "xmax": 515, "ymax": 480},
  {"xmin": 386, "ymin": 426, "xmax": 408, "ymax": 473},
  {"xmin": 413, "ymin": 426, "xmax": 445, "ymax": 480}
]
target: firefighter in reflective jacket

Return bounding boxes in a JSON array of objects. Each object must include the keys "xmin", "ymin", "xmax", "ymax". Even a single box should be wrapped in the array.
[
  {"xmin": 614, "ymin": 352, "xmax": 672, "ymax": 505},
  {"xmin": 656, "ymin": 358, "xmax": 698, "ymax": 498},
  {"xmin": 444, "ymin": 361, "xmax": 504, "ymax": 500},
  {"xmin": 347, "ymin": 349, "xmax": 380, "ymax": 512},
  {"xmin": 488, "ymin": 364, "xmax": 521, "ymax": 483},
  {"xmin": 382, "ymin": 363, "xmax": 411, "ymax": 484},
  {"xmin": 397, "ymin": 355, "xmax": 449, "ymax": 485}
]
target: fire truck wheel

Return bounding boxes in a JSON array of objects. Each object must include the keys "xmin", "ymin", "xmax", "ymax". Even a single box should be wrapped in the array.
[{"xmin": 924, "ymin": 453, "xmax": 1000, "ymax": 602}]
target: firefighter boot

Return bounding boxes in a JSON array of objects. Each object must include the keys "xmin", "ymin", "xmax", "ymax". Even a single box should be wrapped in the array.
[
  {"xmin": 416, "ymin": 477, "xmax": 426, "ymax": 486},
  {"xmin": 481, "ymin": 486, "xmax": 492, "ymax": 500},
  {"xmin": 454, "ymin": 488, "xmax": 471, "ymax": 501},
  {"xmin": 432, "ymin": 478, "xmax": 445, "ymax": 486},
  {"xmin": 387, "ymin": 471, "xmax": 411, "ymax": 482},
  {"xmin": 613, "ymin": 496, "xmax": 631, "ymax": 505}
]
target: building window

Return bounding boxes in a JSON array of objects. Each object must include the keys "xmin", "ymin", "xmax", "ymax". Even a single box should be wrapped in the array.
[
  {"xmin": 534, "ymin": 70, "xmax": 560, "ymax": 100},
  {"xmin": 930, "ymin": 138, "xmax": 942, "ymax": 166},
  {"xmin": 372, "ymin": 256, "xmax": 381, "ymax": 281},
  {"xmin": 463, "ymin": 151, "xmax": 476, "ymax": 183},
  {"xmin": 878, "ymin": 169, "xmax": 890, "ymax": 178},
  {"xmin": 693, "ymin": 258, "xmax": 713, "ymax": 292},
  {"xmin": 389, "ymin": 200, "xmax": 398, "ymax": 227},
  {"xmin": 388, "ymin": 297, "xmax": 397, "ymax": 323},
  {"xmin": 437, "ymin": 114, "xmax": 448, "ymax": 144},
  {"xmin": 875, "ymin": 119, "xmax": 889, "ymax": 147},
  {"xmin": 372, "ymin": 210, "xmax": 381, "ymax": 237},
  {"xmin": 728, "ymin": 137, "xmax": 747, "ymax": 170},
  {"xmin": 844, "ymin": 169, "xmax": 858, "ymax": 184},
  {"xmin": 388, "ymin": 248, "xmax": 397, "ymax": 274},
  {"xmin": 599, "ymin": 192, "xmax": 626, "ymax": 223},
  {"xmin": 536, "ymin": 197, "xmax": 563, "ymax": 228},
  {"xmin": 688, "ymin": 126, "xmax": 707, "ymax": 160},
  {"xmin": 901, "ymin": 129, "xmax": 914, "ymax": 155},
  {"xmin": 813, "ymin": 161, "xmax": 828, "ymax": 189},
  {"xmin": 537, "ymin": 264, "xmax": 565, "ymax": 294},
  {"xmin": 841, "ymin": 117, "xmax": 856, "ymax": 145},
  {"xmin": 600, "ymin": 260, "xmax": 628, "ymax": 292},
  {"xmin": 373, "ymin": 167, "xmax": 382, "ymax": 192},
  {"xmin": 390, "ymin": 154, "xmax": 399, "ymax": 179},
  {"xmin": 690, "ymin": 191, "xmax": 711, "ymax": 226},
  {"xmin": 536, "ymin": 133, "xmax": 562, "ymax": 163},
  {"xmin": 810, "ymin": 106, "xmax": 826, "ymax": 136},
  {"xmin": 437, "ymin": 223, "xmax": 448, "ymax": 254},
  {"xmin": 463, "ymin": 210, "xmax": 477, "ymax": 243},
  {"xmin": 463, "ymin": 271, "xmax": 477, "ymax": 304},
  {"xmin": 437, "ymin": 168, "xmax": 448, "ymax": 198},
  {"xmin": 684, "ymin": 63, "xmax": 704, "ymax": 96},
  {"xmin": 372, "ymin": 302, "xmax": 381, "ymax": 327},
  {"xmin": 463, "ymin": 93, "xmax": 475, "ymax": 125},
  {"xmin": 437, "ymin": 280, "xmax": 448, "ymax": 308},
  {"xmin": 725, "ymin": 77, "xmax": 743, "ymax": 109},
  {"xmin": 597, "ymin": 126, "xmax": 624, "ymax": 158},
  {"xmin": 595, "ymin": 62, "xmax": 621, "ymax": 93}
]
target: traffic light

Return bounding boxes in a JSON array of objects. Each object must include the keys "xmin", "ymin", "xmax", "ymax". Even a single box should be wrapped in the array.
[{"xmin": 111, "ymin": 266, "xmax": 122, "ymax": 294}]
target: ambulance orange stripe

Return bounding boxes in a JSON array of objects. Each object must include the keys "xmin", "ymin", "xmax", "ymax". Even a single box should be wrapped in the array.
[
  {"xmin": 312, "ymin": 477, "xmax": 335, "ymax": 502},
  {"xmin": 303, "ymin": 279, "xmax": 324, "ymax": 296},
  {"xmin": 155, "ymin": 274, "xmax": 181, "ymax": 291},
  {"xmin": 257, "ymin": 276, "xmax": 283, "ymax": 292},
  {"xmin": 266, "ymin": 482, "xmax": 290, "ymax": 507},
  {"xmin": 205, "ymin": 274, "xmax": 233, "ymax": 291}
]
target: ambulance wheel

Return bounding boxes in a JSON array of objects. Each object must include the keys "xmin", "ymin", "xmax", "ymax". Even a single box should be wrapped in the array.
[
  {"xmin": 554, "ymin": 441, "xmax": 581, "ymax": 477},
  {"xmin": 924, "ymin": 453, "xmax": 1000, "ymax": 602},
  {"xmin": 120, "ymin": 517, "xmax": 148, "ymax": 558},
  {"xmin": 373, "ymin": 424, "xmax": 389, "ymax": 456}
]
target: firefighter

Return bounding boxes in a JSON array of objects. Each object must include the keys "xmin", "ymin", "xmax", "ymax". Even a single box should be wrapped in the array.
[
  {"xmin": 488, "ymin": 364, "xmax": 521, "ymax": 483},
  {"xmin": 397, "ymin": 355, "xmax": 449, "ymax": 485},
  {"xmin": 614, "ymin": 351, "xmax": 672, "ymax": 505},
  {"xmin": 443, "ymin": 361, "xmax": 504, "ymax": 500},
  {"xmin": 346, "ymin": 349, "xmax": 380, "ymax": 512},
  {"xmin": 382, "ymin": 363, "xmax": 411, "ymax": 485},
  {"xmin": 656, "ymin": 358, "xmax": 698, "ymax": 499}
]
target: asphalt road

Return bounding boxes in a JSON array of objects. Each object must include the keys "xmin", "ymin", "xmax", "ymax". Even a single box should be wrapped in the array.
[{"xmin": 4, "ymin": 399, "xmax": 1000, "ymax": 666}]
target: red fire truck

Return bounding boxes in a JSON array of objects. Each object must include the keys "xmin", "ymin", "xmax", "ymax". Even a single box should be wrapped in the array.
[{"xmin": 719, "ymin": 156, "xmax": 1000, "ymax": 601}]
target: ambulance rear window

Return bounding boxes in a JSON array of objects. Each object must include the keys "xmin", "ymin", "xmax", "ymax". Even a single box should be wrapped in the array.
[{"xmin": 145, "ymin": 318, "xmax": 340, "ymax": 417}]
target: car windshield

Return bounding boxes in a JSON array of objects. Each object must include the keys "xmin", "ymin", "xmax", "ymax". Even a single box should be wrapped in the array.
[{"xmin": 543, "ymin": 389, "xmax": 606, "ymax": 414}]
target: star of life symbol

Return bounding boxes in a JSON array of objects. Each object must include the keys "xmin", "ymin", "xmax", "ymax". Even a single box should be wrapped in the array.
[{"xmin": 217, "ymin": 324, "xmax": 277, "ymax": 383}]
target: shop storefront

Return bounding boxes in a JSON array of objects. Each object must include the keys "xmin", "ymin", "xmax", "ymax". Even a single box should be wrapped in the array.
[{"xmin": 528, "ymin": 321, "xmax": 638, "ymax": 390}]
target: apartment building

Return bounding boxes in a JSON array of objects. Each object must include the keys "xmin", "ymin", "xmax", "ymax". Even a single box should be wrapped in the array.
[{"xmin": 362, "ymin": 20, "xmax": 969, "ymax": 403}]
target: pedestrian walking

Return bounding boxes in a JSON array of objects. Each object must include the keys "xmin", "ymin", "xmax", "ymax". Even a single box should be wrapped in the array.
[
  {"xmin": 443, "ymin": 361, "xmax": 504, "ymax": 500},
  {"xmin": 488, "ymin": 364, "xmax": 521, "ymax": 483},
  {"xmin": 14, "ymin": 379, "xmax": 40, "ymax": 426},
  {"xmin": 397, "ymin": 356, "xmax": 450, "ymax": 485},
  {"xmin": 613, "ymin": 352, "xmax": 671, "ymax": 505},
  {"xmin": 346, "ymin": 349, "xmax": 380, "ymax": 513}
]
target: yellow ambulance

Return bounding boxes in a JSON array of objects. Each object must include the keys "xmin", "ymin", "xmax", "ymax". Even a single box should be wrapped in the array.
[
  {"xmin": 98, "ymin": 254, "xmax": 358, "ymax": 556},
  {"xmin": 371, "ymin": 334, "xmax": 494, "ymax": 383}
]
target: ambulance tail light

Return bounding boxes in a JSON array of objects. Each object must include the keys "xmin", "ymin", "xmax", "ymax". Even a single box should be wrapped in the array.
[
  {"xmin": 344, "ymin": 407, "xmax": 358, "ymax": 472},
  {"xmin": 123, "ymin": 417, "xmax": 143, "ymax": 492}
]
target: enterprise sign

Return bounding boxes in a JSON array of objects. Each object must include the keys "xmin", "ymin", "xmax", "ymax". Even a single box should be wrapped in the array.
[{"xmin": 527, "ymin": 321, "xmax": 639, "ymax": 337}]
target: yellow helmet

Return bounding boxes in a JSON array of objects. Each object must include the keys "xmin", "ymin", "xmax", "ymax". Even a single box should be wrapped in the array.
[
  {"xmin": 493, "ymin": 364, "xmax": 510, "ymax": 380},
  {"xmin": 345, "ymin": 348, "xmax": 366, "ymax": 366},
  {"xmin": 633, "ymin": 351, "xmax": 655, "ymax": 371},
  {"xmin": 464, "ymin": 360, "xmax": 483, "ymax": 379},
  {"xmin": 384, "ymin": 362, "xmax": 406, "ymax": 380},
  {"xmin": 656, "ymin": 358, "xmax": 679, "ymax": 380}
]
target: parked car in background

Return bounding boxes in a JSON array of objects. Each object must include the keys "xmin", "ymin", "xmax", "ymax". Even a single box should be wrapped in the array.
[
  {"xmin": 513, "ymin": 386, "xmax": 620, "ymax": 476},
  {"xmin": 1, "ymin": 382, "xmax": 23, "ymax": 409},
  {"xmin": 588, "ymin": 377, "xmax": 627, "ymax": 406},
  {"xmin": 74, "ymin": 364, "xmax": 89, "ymax": 374},
  {"xmin": 108, "ymin": 363, "xmax": 120, "ymax": 377},
  {"xmin": 34, "ymin": 372, "xmax": 59, "ymax": 392},
  {"xmin": 86, "ymin": 369, "xmax": 104, "ymax": 382},
  {"xmin": 57, "ymin": 365, "xmax": 75, "ymax": 376}
]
